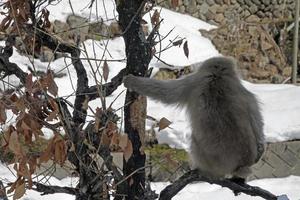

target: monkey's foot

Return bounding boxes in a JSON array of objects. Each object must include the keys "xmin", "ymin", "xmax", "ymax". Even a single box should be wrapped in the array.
[{"xmin": 228, "ymin": 177, "xmax": 246, "ymax": 196}]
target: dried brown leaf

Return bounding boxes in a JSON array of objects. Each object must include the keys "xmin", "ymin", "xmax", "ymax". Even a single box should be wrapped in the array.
[
  {"xmin": 173, "ymin": 39, "xmax": 183, "ymax": 47},
  {"xmin": 25, "ymin": 74, "xmax": 33, "ymax": 93},
  {"xmin": 151, "ymin": 10, "xmax": 160, "ymax": 26},
  {"xmin": 94, "ymin": 107, "xmax": 103, "ymax": 131},
  {"xmin": 158, "ymin": 117, "xmax": 172, "ymax": 131},
  {"xmin": 103, "ymin": 60, "xmax": 109, "ymax": 82},
  {"xmin": 100, "ymin": 132, "xmax": 111, "ymax": 146},
  {"xmin": 118, "ymin": 134, "xmax": 128, "ymax": 150},
  {"xmin": 17, "ymin": 159, "xmax": 30, "ymax": 178},
  {"xmin": 8, "ymin": 131, "xmax": 22, "ymax": 156},
  {"xmin": 123, "ymin": 139, "xmax": 133, "ymax": 162},
  {"xmin": 0, "ymin": 103, "xmax": 7, "ymax": 124},
  {"xmin": 183, "ymin": 40, "xmax": 189, "ymax": 58},
  {"xmin": 13, "ymin": 178, "xmax": 25, "ymax": 200},
  {"xmin": 39, "ymin": 137, "xmax": 54, "ymax": 163},
  {"xmin": 47, "ymin": 71, "xmax": 58, "ymax": 96}
]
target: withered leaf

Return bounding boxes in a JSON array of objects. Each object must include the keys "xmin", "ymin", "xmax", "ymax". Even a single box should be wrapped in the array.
[
  {"xmin": 8, "ymin": 131, "xmax": 23, "ymax": 156},
  {"xmin": 25, "ymin": 74, "xmax": 33, "ymax": 93},
  {"xmin": 118, "ymin": 134, "xmax": 128, "ymax": 150},
  {"xmin": 47, "ymin": 71, "xmax": 58, "ymax": 96},
  {"xmin": 158, "ymin": 117, "xmax": 172, "ymax": 131},
  {"xmin": 54, "ymin": 138, "xmax": 66, "ymax": 165},
  {"xmin": 17, "ymin": 159, "xmax": 30, "ymax": 178},
  {"xmin": 173, "ymin": 39, "xmax": 183, "ymax": 47},
  {"xmin": 39, "ymin": 137, "xmax": 54, "ymax": 163},
  {"xmin": 13, "ymin": 178, "xmax": 25, "ymax": 200},
  {"xmin": 100, "ymin": 132, "xmax": 111, "ymax": 146},
  {"xmin": 94, "ymin": 107, "xmax": 103, "ymax": 131},
  {"xmin": 123, "ymin": 139, "xmax": 133, "ymax": 162},
  {"xmin": 0, "ymin": 103, "xmax": 7, "ymax": 124},
  {"xmin": 151, "ymin": 10, "xmax": 160, "ymax": 26},
  {"xmin": 103, "ymin": 60, "xmax": 109, "ymax": 82},
  {"xmin": 183, "ymin": 40, "xmax": 189, "ymax": 58}
]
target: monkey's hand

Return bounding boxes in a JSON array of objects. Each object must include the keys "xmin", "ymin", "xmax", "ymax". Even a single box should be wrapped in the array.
[{"xmin": 123, "ymin": 74, "xmax": 138, "ymax": 91}]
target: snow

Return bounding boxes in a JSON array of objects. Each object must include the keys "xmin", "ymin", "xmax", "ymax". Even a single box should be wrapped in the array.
[
  {"xmin": 1, "ymin": 0, "xmax": 300, "ymax": 144},
  {"xmin": 1, "ymin": 163, "xmax": 300, "ymax": 200},
  {"xmin": 1, "ymin": 1, "xmax": 300, "ymax": 199}
]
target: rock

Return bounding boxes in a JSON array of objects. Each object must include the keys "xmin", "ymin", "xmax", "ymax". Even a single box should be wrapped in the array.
[
  {"xmin": 245, "ymin": 14, "xmax": 260, "ymax": 22},
  {"xmin": 208, "ymin": 5, "xmax": 218, "ymax": 14},
  {"xmin": 249, "ymin": 4, "xmax": 258, "ymax": 13},
  {"xmin": 261, "ymin": 40, "xmax": 273, "ymax": 51},
  {"xmin": 108, "ymin": 21, "xmax": 122, "ymax": 37},
  {"xmin": 199, "ymin": 2, "xmax": 209, "ymax": 14},
  {"xmin": 262, "ymin": 0, "xmax": 270, "ymax": 5},
  {"xmin": 267, "ymin": 64, "xmax": 279, "ymax": 76},
  {"xmin": 53, "ymin": 20, "xmax": 71, "ymax": 42},
  {"xmin": 186, "ymin": 0, "xmax": 197, "ymax": 13},
  {"xmin": 243, "ymin": 9, "xmax": 251, "ymax": 17},
  {"xmin": 39, "ymin": 46, "xmax": 54, "ymax": 62},
  {"xmin": 205, "ymin": 10, "xmax": 215, "ymax": 20},
  {"xmin": 215, "ymin": 0, "xmax": 223, "ymax": 4},
  {"xmin": 256, "ymin": 11, "xmax": 265, "ymax": 18},
  {"xmin": 66, "ymin": 15, "xmax": 89, "ymax": 42},
  {"xmin": 283, "ymin": 67, "xmax": 292, "ymax": 77},
  {"xmin": 252, "ymin": 0, "xmax": 261, "ymax": 5},
  {"xmin": 88, "ymin": 21, "xmax": 110, "ymax": 39},
  {"xmin": 273, "ymin": 9, "xmax": 282, "ymax": 18},
  {"xmin": 206, "ymin": 0, "xmax": 215, "ymax": 6},
  {"xmin": 179, "ymin": 5, "xmax": 186, "ymax": 13},
  {"xmin": 215, "ymin": 14, "xmax": 225, "ymax": 24},
  {"xmin": 271, "ymin": 74, "xmax": 284, "ymax": 83}
]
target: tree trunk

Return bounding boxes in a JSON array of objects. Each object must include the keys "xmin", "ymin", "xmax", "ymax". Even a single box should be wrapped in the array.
[
  {"xmin": 292, "ymin": 0, "xmax": 300, "ymax": 84},
  {"xmin": 116, "ymin": 0, "xmax": 152, "ymax": 199}
]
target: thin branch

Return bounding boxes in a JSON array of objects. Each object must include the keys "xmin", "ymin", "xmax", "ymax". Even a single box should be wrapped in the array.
[
  {"xmin": 33, "ymin": 182, "xmax": 78, "ymax": 195},
  {"xmin": 88, "ymin": 68, "xmax": 127, "ymax": 101},
  {"xmin": 158, "ymin": 169, "xmax": 286, "ymax": 200},
  {"xmin": 0, "ymin": 36, "xmax": 27, "ymax": 84},
  {"xmin": 0, "ymin": 180, "xmax": 8, "ymax": 200}
]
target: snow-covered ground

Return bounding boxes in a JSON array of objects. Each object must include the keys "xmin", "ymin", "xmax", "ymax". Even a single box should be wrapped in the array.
[
  {"xmin": 1, "ymin": 163, "xmax": 300, "ymax": 200},
  {"xmin": 1, "ymin": 0, "xmax": 300, "ymax": 199}
]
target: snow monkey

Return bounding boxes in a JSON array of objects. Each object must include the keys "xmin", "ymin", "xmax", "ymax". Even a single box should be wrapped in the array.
[{"xmin": 123, "ymin": 56, "xmax": 265, "ymax": 179}]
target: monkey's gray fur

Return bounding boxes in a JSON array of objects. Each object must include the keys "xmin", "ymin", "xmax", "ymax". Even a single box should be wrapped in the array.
[{"xmin": 123, "ymin": 56, "xmax": 265, "ymax": 179}]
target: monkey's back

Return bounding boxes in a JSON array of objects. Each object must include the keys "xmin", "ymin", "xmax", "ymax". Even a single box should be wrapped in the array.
[{"xmin": 188, "ymin": 75, "xmax": 262, "ymax": 178}]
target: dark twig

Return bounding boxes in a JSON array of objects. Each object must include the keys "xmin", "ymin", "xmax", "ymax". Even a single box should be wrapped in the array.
[
  {"xmin": 0, "ymin": 36, "xmax": 27, "ymax": 84},
  {"xmin": 0, "ymin": 180, "xmax": 8, "ymax": 200},
  {"xmin": 88, "ymin": 68, "xmax": 127, "ymax": 101},
  {"xmin": 159, "ymin": 169, "xmax": 286, "ymax": 200},
  {"xmin": 33, "ymin": 182, "xmax": 78, "ymax": 195}
]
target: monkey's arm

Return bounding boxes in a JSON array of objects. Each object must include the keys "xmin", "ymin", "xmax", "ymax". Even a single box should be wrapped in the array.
[{"xmin": 123, "ymin": 74, "xmax": 191, "ymax": 104}]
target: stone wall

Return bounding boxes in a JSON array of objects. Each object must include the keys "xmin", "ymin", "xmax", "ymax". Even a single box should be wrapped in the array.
[
  {"xmin": 157, "ymin": 0, "xmax": 296, "ymax": 83},
  {"xmin": 250, "ymin": 140, "xmax": 300, "ymax": 180},
  {"xmin": 159, "ymin": 0, "xmax": 295, "ymax": 26}
]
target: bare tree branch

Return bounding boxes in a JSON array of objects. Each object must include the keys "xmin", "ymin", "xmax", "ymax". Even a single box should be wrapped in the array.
[
  {"xmin": 33, "ymin": 182, "xmax": 78, "ymax": 195},
  {"xmin": 158, "ymin": 169, "xmax": 287, "ymax": 200},
  {"xmin": 0, "ymin": 180, "xmax": 8, "ymax": 200},
  {"xmin": 0, "ymin": 36, "xmax": 27, "ymax": 84}
]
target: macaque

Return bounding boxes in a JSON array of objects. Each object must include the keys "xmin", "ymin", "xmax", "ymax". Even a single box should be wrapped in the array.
[{"xmin": 123, "ymin": 56, "xmax": 265, "ymax": 179}]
